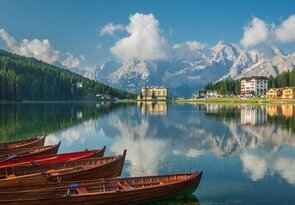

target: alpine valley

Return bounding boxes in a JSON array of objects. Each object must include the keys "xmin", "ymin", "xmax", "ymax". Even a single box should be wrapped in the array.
[{"xmin": 76, "ymin": 41, "xmax": 295, "ymax": 97}]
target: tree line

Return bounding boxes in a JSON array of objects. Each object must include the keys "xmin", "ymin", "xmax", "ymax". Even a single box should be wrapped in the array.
[
  {"xmin": 204, "ymin": 69, "xmax": 295, "ymax": 96},
  {"xmin": 0, "ymin": 49, "xmax": 135, "ymax": 101}
]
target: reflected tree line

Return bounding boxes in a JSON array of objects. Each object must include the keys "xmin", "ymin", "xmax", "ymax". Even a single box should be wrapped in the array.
[
  {"xmin": 0, "ymin": 102, "xmax": 131, "ymax": 142},
  {"xmin": 195, "ymin": 104, "xmax": 295, "ymax": 133}
]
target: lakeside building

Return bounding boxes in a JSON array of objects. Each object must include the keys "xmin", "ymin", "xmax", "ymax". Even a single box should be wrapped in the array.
[
  {"xmin": 137, "ymin": 86, "xmax": 168, "ymax": 101},
  {"xmin": 240, "ymin": 76, "xmax": 268, "ymax": 96},
  {"xmin": 193, "ymin": 90, "xmax": 205, "ymax": 99},
  {"xmin": 206, "ymin": 90, "xmax": 219, "ymax": 98},
  {"xmin": 266, "ymin": 87, "xmax": 295, "ymax": 99}
]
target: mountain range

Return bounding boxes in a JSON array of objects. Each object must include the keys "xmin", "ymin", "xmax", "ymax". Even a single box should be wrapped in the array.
[{"xmin": 76, "ymin": 41, "xmax": 295, "ymax": 97}]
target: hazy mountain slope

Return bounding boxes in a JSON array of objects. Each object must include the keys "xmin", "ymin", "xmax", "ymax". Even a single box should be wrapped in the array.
[{"xmin": 77, "ymin": 42, "xmax": 295, "ymax": 97}]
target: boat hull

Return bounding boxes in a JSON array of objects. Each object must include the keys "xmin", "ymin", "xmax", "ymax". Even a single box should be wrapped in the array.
[
  {"xmin": 0, "ymin": 136, "xmax": 46, "ymax": 152},
  {"xmin": 0, "ymin": 142, "xmax": 60, "ymax": 162},
  {"xmin": 0, "ymin": 146, "xmax": 105, "ymax": 168},
  {"xmin": 0, "ymin": 150, "xmax": 126, "ymax": 188},
  {"xmin": 0, "ymin": 172, "xmax": 202, "ymax": 205}
]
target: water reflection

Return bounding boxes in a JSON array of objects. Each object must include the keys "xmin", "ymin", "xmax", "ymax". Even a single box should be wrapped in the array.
[
  {"xmin": 240, "ymin": 152, "xmax": 268, "ymax": 181},
  {"xmin": 267, "ymin": 104, "xmax": 295, "ymax": 118},
  {"xmin": 143, "ymin": 194, "xmax": 200, "ymax": 205},
  {"xmin": 2, "ymin": 102, "xmax": 295, "ymax": 204},
  {"xmin": 240, "ymin": 105, "xmax": 267, "ymax": 125},
  {"xmin": 137, "ymin": 101, "xmax": 168, "ymax": 115},
  {"xmin": 107, "ymin": 103, "xmax": 295, "ymax": 186}
]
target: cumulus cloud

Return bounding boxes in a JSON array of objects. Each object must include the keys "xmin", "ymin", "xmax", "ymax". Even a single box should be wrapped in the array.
[
  {"xmin": 61, "ymin": 52, "xmax": 81, "ymax": 68},
  {"xmin": 173, "ymin": 41, "xmax": 206, "ymax": 51},
  {"xmin": 240, "ymin": 14, "xmax": 295, "ymax": 47},
  {"xmin": 0, "ymin": 28, "xmax": 17, "ymax": 49},
  {"xmin": 100, "ymin": 22, "xmax": 125, "ymax": 36},
  {"xmin": 110, "ymin": 13, "xmax": 167, "ymax": 61},
  {"xmin": 240, "ymin": 17, "xmax": 270, "ymax": 48},
  {"xmin": 0, "ymin": 28, "xmax": 85, "ymax": 69},
  {"xmin": 275, "ymin": 15, "xmax": 295, "ymax": 43},
  {"xmin": 0, "ymin": 28, "xmax": 60, "ymax": 64}
]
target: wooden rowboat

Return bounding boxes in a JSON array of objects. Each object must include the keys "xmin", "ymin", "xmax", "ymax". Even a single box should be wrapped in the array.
[
  {"xmin": 0, "ymin": 142, "xmax": 61, "ymax": 162},
  {"xmin": 0, "ymin": 171, "xmax": 202, "ymax": 205},
  {"xmin": 0, "ymin": 146, "xmax": 106, "ymax": 168},
  {"xmin": 0, "ymin": 150, "xmax": 126, "ymax": 188},
  {"xmin": 0, "ymin": 135, "xmax": 46, "ymax": 152}
]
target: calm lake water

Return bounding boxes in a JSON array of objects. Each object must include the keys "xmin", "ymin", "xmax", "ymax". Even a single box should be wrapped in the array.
[{"xmin": 1, "ymin": 102, "xmax": 295, "ymax": 205}]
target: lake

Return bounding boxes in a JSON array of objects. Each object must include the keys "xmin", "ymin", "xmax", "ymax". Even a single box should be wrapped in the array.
[{"xmin": 1, "ymin": 102, "xmax": 295, "ymax": 205}]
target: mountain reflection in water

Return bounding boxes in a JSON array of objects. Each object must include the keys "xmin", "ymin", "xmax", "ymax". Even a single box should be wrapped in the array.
[{"xmin": 2, "ymin": 102, "xmax": 295, "ymax": 205}]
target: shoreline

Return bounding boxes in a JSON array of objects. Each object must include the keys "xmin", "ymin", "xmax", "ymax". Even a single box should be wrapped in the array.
[
  {"xmin": 171, "ymin": 97, "xmax": 295, "ymax": 104},
  {"xmin": 1, "ymin": 97, "xmax": 295, "ymax": 105}
]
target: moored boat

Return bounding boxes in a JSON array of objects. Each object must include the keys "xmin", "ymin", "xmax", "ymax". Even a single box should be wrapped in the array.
[
  {"xmin": 0, "ymin": 142, "xmax": 61, "ymax": 162},
  {"xmin": 0, "ymin": 149, "xmax": 126, "ymax": 188},
  {"xmin": 0, "ymin": 171, "xmax": 202, "ymax": 205},
  {"xmin": 0, "ymin": 135, "xmax": 46, "ymax": 152},
  {"xmin": 0, "ymin": 146, "xmax": 106, "ymax": 168}
]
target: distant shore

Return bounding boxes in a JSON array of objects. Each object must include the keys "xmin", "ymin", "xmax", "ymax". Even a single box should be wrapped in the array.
[
  {"xmin": 171, "ymin": 97, "xmax": 295, "ymax": 104},
  {"xmin": 1, "ymin": 97, "xmax": 295, "ymax": 105}
]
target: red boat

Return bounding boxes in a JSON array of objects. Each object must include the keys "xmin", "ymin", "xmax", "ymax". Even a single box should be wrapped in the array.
[{"xmin": 0, "ymin": 146, "xmax": 106, "ymax": 168}]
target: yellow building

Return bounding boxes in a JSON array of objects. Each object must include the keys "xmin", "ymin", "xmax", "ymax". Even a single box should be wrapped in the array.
[
  {"xmin": 282, "ymin": 87, "xmax": 295, "ymax": 99},
  {"xmin": 266, "ymin": 88, "xmax": 283, "ymax": 99},
  {"xmin": 137, "ymin": 86, "xmax": 168, "ymax": 101},
  {"xmin": 266, "ymin": 87, "xmax": 295, "ymax": 99}
]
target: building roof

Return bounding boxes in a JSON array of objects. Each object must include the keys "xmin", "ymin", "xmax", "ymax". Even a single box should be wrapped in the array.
[
  {"xmin": 240, "ymin": 76, "xmax": 268, "ymax": 81},
  {"xmin": 143, "ymin": 86, "xmax": 168, "ymax": 89}
]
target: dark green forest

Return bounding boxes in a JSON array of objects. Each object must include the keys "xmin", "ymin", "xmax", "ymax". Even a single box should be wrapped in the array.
[
  {"xmin": 204, "ymin": 69, "xmax": 295, "ymax": 95},
  {"xmin": 0, "ymin": 49, "xmax": 135, "ymax": 101}
]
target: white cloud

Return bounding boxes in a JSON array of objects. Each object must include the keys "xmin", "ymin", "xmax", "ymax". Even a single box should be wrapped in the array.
[
  {"xmin": 100, "ymin": 22, "xmax": 124, "ymax": 36},
  {"xmin": 173, "ymin": 41, "xmax": 205, "ymax": 51},
  {"xmin": 0, "ymin": 28, "xmax": 60, "ymax": 64},
  {"xmin": 61, "ymin": 52, "xmax": 81, "ymax": 68},
  {"xmin": 110, "ymin": 13, "xmax": 167, "ymax": 61},
  {"xmin": 0, "ymin": 28, "xmax": 85, "ymax": 68},
  {"xmin": 275, "ymin": 15, "xmax": 295, "ymax": 43},
  {"xmin": 0, "ymin": 28, "xmax": 17, "ymax": 49},
  {"xmin": 240, "ymin": 17, "xmax": 270, "ymax": 48}
]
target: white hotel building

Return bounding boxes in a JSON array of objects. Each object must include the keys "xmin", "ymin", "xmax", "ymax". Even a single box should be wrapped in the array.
[{"xmin": 240, "ymin": 76, "xmax": 268, "ymax": 96}]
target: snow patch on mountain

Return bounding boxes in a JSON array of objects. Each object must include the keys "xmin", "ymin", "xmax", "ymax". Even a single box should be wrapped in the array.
[{"xmin": 70, "ymin": 41, "xmax": 295, "ymax": 97}]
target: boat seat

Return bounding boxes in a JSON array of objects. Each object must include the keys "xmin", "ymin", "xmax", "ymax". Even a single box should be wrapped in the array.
[
  {"xmin": 76, "ymin": 187, "xmax": 88, "ymax": 194},
  {"xmin": 118, "ymin": 181, "xmax": 133, "ymax": 190}
]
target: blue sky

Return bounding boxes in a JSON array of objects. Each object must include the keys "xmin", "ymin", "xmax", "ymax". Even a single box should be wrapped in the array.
[{"xmin": 0, "ymin": 0, "xmax": 295, "ymax": 68}]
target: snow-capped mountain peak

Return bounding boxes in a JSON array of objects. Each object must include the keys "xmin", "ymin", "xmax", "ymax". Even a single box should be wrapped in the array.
[{"xmin": 70, "ymin": 41, "xmax": 295, "ymax": 97}]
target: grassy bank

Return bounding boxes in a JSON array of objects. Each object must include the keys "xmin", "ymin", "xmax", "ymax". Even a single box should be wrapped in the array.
[{"xmin": 171, "ymin": 97, "xmax": 295, "ymax": 104}]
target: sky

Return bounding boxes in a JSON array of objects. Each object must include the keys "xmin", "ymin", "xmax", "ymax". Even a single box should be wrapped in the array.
[{"xmin": 0, "ymin": 0, "xmax": 295, "ymax": 70}]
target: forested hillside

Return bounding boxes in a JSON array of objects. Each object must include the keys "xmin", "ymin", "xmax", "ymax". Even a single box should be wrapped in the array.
[
  {"xmin": 0, "ymin": 49, "xmax": 135, "ymax": 101},
  {"xmin": 204, "ymin": 70, "xmax": 295, "ymax": 95}
]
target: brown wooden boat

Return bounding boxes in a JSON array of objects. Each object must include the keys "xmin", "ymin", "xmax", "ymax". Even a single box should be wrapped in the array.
[
  {"xmin": 0, "ymin": 149, "xmax": 126, "ymax": 188},
  {"xmin": 0, "ymin": 142, "xmax": 61, "ymax": 162},
  {"xmin": 0, "ymin": 135, "xmax": 46, "ymax": 151},
  {"xmin": 0, "ymin": 171, "xmax": 202, "ymax": 205},
  {"xmin": 0, "ymin": 146, "xmax": 106, "ymax": 168}
]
